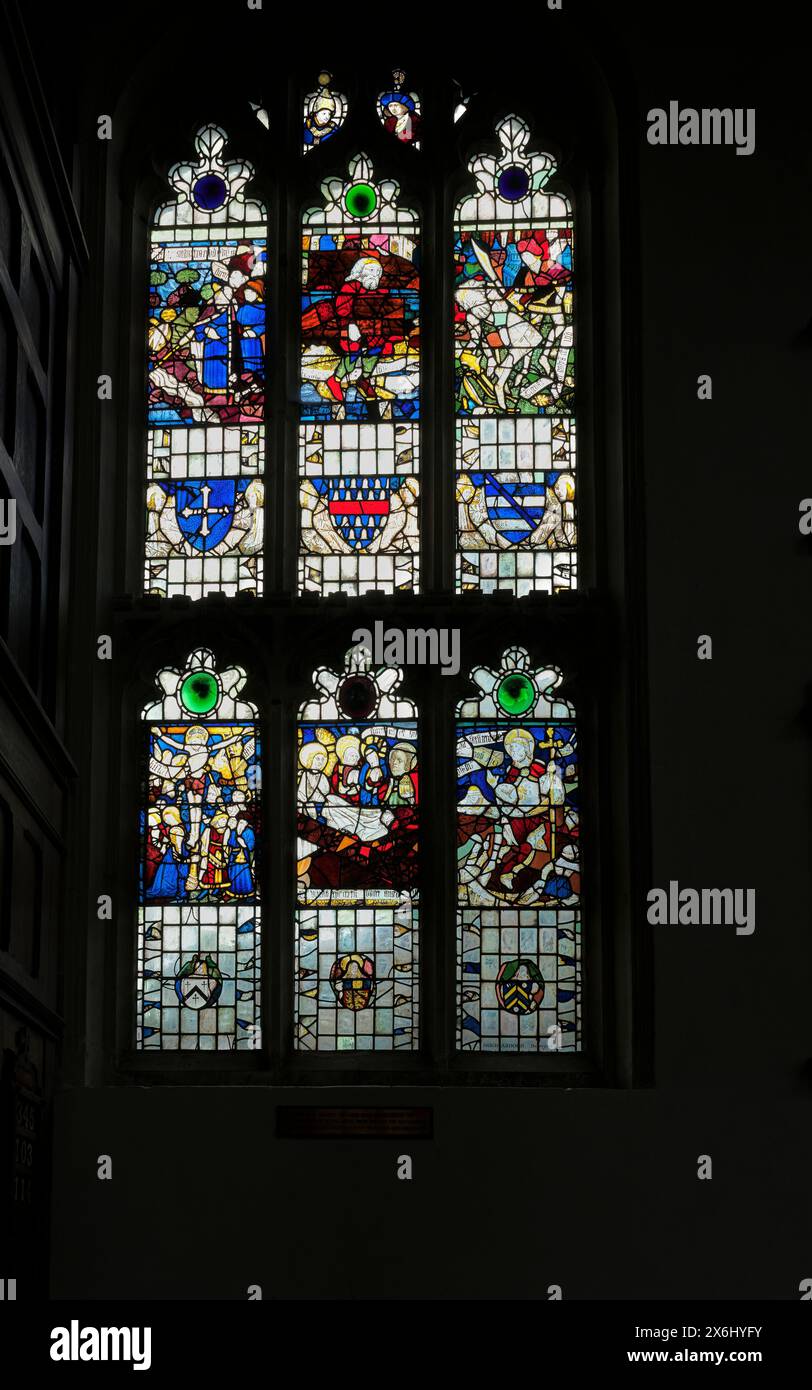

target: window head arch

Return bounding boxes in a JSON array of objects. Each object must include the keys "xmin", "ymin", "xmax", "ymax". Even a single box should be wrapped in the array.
[
  {"xmin": 454, "ymin": 115, "xmax": 576, "ymax": 595},
  {"xmin": 137, "ymin": 649, "xmax": 261, "ymax": 1051},
  {"xmin": 456, "ymin": 646, "xmax": 580, "ymax": 1052},
  {"xmin": 299, "ymin": 154, "xmax": 421, "ymax": 595},
  {"xmin": 295, "ymin": 643, "xmax": 419, "ymax": 1051},
  {"xmin": 146, "ymin": 125, "xmax": 267, "ymax": 599}
]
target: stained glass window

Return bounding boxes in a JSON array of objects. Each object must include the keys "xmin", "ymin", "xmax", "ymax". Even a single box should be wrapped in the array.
[
  {"xmin": 376, "ymin": 70, "xmax": 421, "ymax": 148},
  {"xmin": 456, "ymin": 646, "xmax": 580, "ymax": 1051},
  {"xmin": 137, "ymin": 649, "xmax": 261, "ymax": 1050},
  {"xmin": 129, "ymin": 84, "xmax": 609, "ymax": 1076},
  {"xmin": 299, "ymin": 154, "xmax": 420, "ymax": 595},
  {"xmin": 146, "ymin": 125, "xmax": 266, "ymax": 599},
  {"xmin": 303, "ymin": 71, "xmax": 348, "ymax": 154},
  {"xmin": 454, "ymin": 116, "xmax": 576, "ymax": 595},
  {"xmin": 295, "ymin": 646, "xmax": 419, "ymax": 1050}
]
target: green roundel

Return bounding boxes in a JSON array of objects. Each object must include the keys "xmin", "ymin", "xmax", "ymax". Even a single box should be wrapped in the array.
[
  {"xmin": 496, "ymin": 672, "xmax": 535, "ymax": 717},
  {"xmin": 180, "ymin": 671, "xmax": 219, "ymax": 715},
  {"xmin": 344, "ymin": 182, "xmax": 378, "ymax": 218}
]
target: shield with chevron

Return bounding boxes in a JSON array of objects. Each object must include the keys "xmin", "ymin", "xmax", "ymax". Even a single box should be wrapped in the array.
[
  {"xmin": 495, "ymin": 958, "xmax": 545, "ymax": 1015},
  {"xmin": 174, "ymin": 953, "xmax": 223, "ymax": 1009},
  {"xmin": 479, "ymin": 471, "xmax": 548, "ymax": 546},
  {"xmin": 317, "ymin": 476, "xmax": 395, "ymax": 550}
]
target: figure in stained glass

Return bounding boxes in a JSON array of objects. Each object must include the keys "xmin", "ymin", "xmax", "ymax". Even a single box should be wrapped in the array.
[
  {"xmin": 137, "ymin": 650, "xmax": 261, "ymax": 1050},
  {"xmin": 302, "ymin": 243, "xmax": 419, "ymax": 419},
  {"xmin": 454, "ymin": 117, "xmax": 577, "ymax": 595},
  {"xmin": 299, "ymin": 155, "xmax": 420, "ymax": 594},
  {"xmin": 295, "ymin": 647, "xmax": 419, "ymax": 1050},
  {"xmin": 377, "ymin": 70, "xmax": 421, "ymax": 148},
  {"xmin": 146, "ymin": 125, "xmax": 266, "ymax": 598},
  {"xmin": 145, "ymin": 721, "xmax": 258, "ymax": 899},
  {"xmin": 150, "ymin": 243, "xmax": 265, "ymax": 424},
  {"xmin": 303, "ymin": 71, "xmax": 347, "ymax": 153},
  {"xmin": 455, "ymin": 647, "xmax": 581, "ymax": 1052}
]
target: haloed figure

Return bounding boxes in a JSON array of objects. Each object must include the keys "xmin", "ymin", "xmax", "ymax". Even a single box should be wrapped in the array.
[
  {"xmin": 331, "ymin": 733, "xmax": 363, "ymax": 799},
  {"xmin": 146, "ymin": 806, "xmax": 188, "ymax": 900}
]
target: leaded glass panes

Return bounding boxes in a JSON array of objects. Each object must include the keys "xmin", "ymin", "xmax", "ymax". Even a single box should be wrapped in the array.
[
  {"xmin": 131, "ymin": 91, "xmax": 597, "ymax": 1074},
  {"xmin": 376, "ymin": 70, "xmax": 421, "ymax": 148},
  {"xmin": 137, "ymin": 649, "xmax": 261, "ymax": 1050},
  {"xmin": 456, "ymin": 647, "xmax": 581, "ymax": 1051},
  {"xmin": 454, "ymin": 116, "xmax": 576, "ymax": 595},
  {"xmin": 299, "ymin": 154, "xmax": 420, "ymax": 594},
  {"xmin": 295, "ymin": 646, "xmax": 419, "ymax": 1049},
  {"xmin": 303, "ymin": 71, "xmax": 347, "ymax": 154},
  {"xmin": 146, "ymin": 126, "xmax": 266, "ymax": 599}
]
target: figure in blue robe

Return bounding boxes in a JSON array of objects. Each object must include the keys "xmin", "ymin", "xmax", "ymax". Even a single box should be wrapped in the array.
[
  {"xmin": 235, "ymin": 301, "xmax": 264, "ymax": 378},
  {"xmin": 194, "ymin": 307, "xmax": 230, "ymax": 391},
  {"xmin": 228, "ymin": 824, "xmax": 255, "ymax": 896},
  {"xmin": 147, "ymin": 835, "xmax": 189, "ymax": 900}
]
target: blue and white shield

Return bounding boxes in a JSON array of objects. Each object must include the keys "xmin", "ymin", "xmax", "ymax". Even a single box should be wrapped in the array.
[
  {"xmin": 173, "ymin": 480, "xmax": 238, "ymax": 552},
  {"xmin": 315, "ymin": 476, "xmax": 395, "ymax": 550},
  {"xmin": 481, "ymin": 472, "xmax": 547, "ymax": 546}
]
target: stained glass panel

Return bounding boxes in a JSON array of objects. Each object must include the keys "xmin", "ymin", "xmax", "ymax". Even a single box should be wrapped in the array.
[
  {"xmin": 146, "ymin": 126, "xmax": 266, "ymax": 598},
  {"xmin": 295, "ymin": 647, "xmax": 419, "ymax": 1050},
  {"xmin": 456, "ymin": 647, "xmax": 581, "ymax": 1052},
  {"xmin": 299, "ymin": 154, "xmax": 420, "ymax": 594},
  {"xmin": 303, "ymin": 71, "xmax": 347, "ymax": 154},
  {"xmin": 376, "ymin": 70, "xmax": 421, "ymax": 148},
  {"xmin": 454, "ymin": 117, "xmax": 576, "ymax": 595},
  {"xmin": 137, "ymin": 649, "xmax": 261, "ymax": 1050}
]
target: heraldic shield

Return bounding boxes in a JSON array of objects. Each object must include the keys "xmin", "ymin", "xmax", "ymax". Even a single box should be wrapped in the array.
[
  {"xmin": 174, "ymin": 953, "xmax": 224, "ymax": 1009},
  {"xmin": 330, "ymin": 953, "xmax": 377, "ymax": 1011},
  {"xmin": 316, "ymin": 476, "xmax": 396, "ymax": 550},
  {"xmin": 482, "ymin": 473, "xmax": 548, "ymax": 546},
  {"xmin": 173, "ymin": 480, "xmax": 238, "ymax": 552},
  {"xmin": 495, "ymin": 958, "xmax": 545, "ymax": 1015}
]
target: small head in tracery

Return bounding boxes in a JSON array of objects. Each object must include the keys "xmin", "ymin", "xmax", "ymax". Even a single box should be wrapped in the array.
[
  {"xmin": 303, "ymin": 71, "xmax": 347, "ymax": 153},
  {"xmin": 377, "ymin": 69, "xmax": 421, "ymax": 148}
]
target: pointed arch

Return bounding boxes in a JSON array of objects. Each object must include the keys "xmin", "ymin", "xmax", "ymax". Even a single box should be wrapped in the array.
[
  {"xmin": 456, "ymin": 646, "xmax": 580, "ymax": 1052},
  {"xmin": 298, "ymin": 153, "xmax": 420, "ymax": 594},
  {"xmin": 295, "ymin": 645, "xmax": 419, "ymax": 1051},
  {"xmin": 454, "ymin": 116, "xmax": 576, "ymax": 595},
  {"xmin": 137, "ymin": 648, "xmax": 262, "ymax": 1050},
  {"xmin": 145, "ymin": 124, "xmax": 267, "ymax": 599}
]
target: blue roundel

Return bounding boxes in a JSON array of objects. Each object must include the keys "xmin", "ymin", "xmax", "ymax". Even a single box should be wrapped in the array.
[
  {"xmin": 193, "ymin": 173, "xmax": 228, "ymax": 210},
  {"xmin": 498, "ymin": 165, "xmax": 530, "ymax": 202}
]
